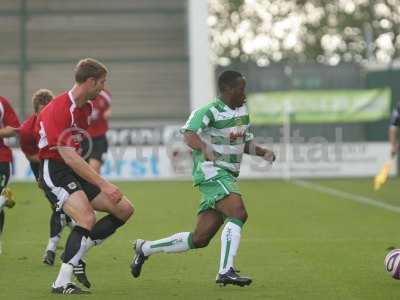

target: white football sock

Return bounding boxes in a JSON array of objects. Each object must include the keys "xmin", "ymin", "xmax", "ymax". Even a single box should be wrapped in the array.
[
  {"xmin": 218, "ymin": 220, "xmax": 242, "ymax": 274},
  {"xmin": 46, "ymin": 235, "xmax": 61, "ymax": 252},
  {"xmin": 142, "ymin": 232, "xmax": 192, "ymax": 256},
  {"xmin": 0, "ymin": 195, "xmax": 6, "ymax": 211},
  {"xmin": 79, "ymin": 236, "xmax": 102, "ymax": 261},
  {"xmin": 67, "ymin": 218, "xmax": 76, "ymax": 230},
  {"xmin": 53, "ymin": 263, "xmax": 73, "ymax": 288},
  {"xmin": 84, "ymin": 236, "xmax": 96, "ymax": 252},
  {"xmin": 68, "ymin": 236, "xmax": 88, "ymax": 266}
]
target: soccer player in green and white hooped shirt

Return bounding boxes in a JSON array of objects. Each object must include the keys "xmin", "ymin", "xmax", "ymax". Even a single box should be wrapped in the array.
[{"xmin": 130, "ymin": 70, "xmax": 276, "ymax": 286}]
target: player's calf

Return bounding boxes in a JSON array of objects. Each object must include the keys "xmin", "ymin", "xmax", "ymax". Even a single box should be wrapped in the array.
[{"xmin": 191, "ymin": 234, "xmax": 211, "ymax": 248}]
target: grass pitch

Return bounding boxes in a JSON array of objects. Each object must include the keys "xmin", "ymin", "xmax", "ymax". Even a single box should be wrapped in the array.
[{"xmin": 1, "ymin": 178, "xmax": 400, "ymax": 299}]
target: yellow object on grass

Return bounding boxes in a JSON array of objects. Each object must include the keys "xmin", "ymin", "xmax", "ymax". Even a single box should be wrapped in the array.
[{"xmin": 374, "ymin": 161, "xmax": 393, "ymax": 191}]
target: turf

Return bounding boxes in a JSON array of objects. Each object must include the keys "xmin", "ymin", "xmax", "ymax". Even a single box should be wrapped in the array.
[{"xmin": 1, "ymin": 178, "xmax": 400, "ymax": 299}]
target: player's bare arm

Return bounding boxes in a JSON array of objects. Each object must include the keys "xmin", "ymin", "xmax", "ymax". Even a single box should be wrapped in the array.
[
  {"xmin": 0, "ymin": 126, "xmax": 18, "ymax": 138},
  {"xmin": 183, "ymin": 131, "xmax": 216, "ymax": 161},
  {"xmin": 58, "ymin": 146, "xmax": 122, "ymax": 202},
  {"xmin": 103, "ymin": 108, "xmax": 111, "ymax": 120},
  {"xmin": 24, "ymin": 153, "xmax": 40, "ymax": 163},
  {"xmin": 244, "ymin": 140, "xmax": 276, "ymax": 163},
  {"xmin": 389, "ymin": 126, "xmax": 398, "ymax": 158}
]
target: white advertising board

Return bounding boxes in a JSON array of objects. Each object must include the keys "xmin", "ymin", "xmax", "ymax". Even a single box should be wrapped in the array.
[{"xmin": 11, "ymin": 142, "xmax": 396, "ymax": 181}]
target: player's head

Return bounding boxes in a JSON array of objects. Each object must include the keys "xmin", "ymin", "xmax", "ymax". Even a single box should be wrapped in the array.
[
  {"xmin": 218, "ymin": 70, "xmax": 246, "ymax": 107},
  {"xmin": 74, "ymin": 58, "xmax": 108, "ymax": 100},
  {"xmin": 32, "ymin": 88, "xmax": 54, "ymax": 113}
]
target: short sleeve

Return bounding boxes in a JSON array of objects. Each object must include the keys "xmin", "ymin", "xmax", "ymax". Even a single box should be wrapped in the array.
[
  {"xmin": 0, "ymin": 99, "xmax": 20, "ymax": 128},
  {"xmin": 19, "ymin": 121, "xmax": 36, "ymax": 156},
  {"xmin": 181, "ymin": 106, "xmax": 214, "ymax": 134}
]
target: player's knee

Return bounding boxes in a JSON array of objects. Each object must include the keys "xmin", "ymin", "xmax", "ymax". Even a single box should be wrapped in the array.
[
  {"xmin": 123, "ymin": 200, "xmax": 134, "ymax": 220},
  {"xmin": 117, "ymin": 198, "xmax": 134, "ymax": 221},
  {"xmin": 86, "ymin": 212, "xmax": 96, "ymax": 229},
  {"xmin": 233, "ymin": 208, "xmax": 248, "ymax": 224},
  {"xmin": 79, "ymin": 211, "xmax": 96, "ymax": 230},
  {"xmin": 241, "ymin": 209, "xmax": 248, "ymax": 223}
]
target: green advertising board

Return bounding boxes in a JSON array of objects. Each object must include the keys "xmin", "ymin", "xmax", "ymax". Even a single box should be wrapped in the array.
[{"xmin": 247, "ymin": 89, "xmax": 391, "ymax": 124}]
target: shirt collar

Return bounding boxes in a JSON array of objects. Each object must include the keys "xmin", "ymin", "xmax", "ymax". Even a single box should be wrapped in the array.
[
  {"xmin": 68, "ymin": 90, "xmax": 77, "ymax": 107},
  {"xmin": 216, "ymin": 97, "xmax": 240, "ymax": 112}
]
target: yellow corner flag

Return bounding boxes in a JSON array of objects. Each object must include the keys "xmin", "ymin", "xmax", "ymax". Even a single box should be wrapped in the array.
[{"xmin": 374, "ymin": 160, "xmax": 394, "ymax": 191}]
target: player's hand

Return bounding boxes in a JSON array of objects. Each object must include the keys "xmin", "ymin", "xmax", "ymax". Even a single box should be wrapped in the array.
[
  {"xmin": 204, "ymin": 150, "xmax": 216, "ymax": 161},
  {"xmin": 101, "ymin": 182, "xmax": 123, "ymax": 204},
  {"xmin": 201, "ymin": 144, "xmax": 216, "ymax": 161},
  {"xmin": 264, "ymin": 150, "xmax": 276, "ymax": 164},
  {"xmin": 390, "ymin": 145, "xmax": 398, "ymax": 158}
]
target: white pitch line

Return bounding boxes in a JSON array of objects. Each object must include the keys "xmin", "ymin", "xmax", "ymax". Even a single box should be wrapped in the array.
[{"xmin": 292, "ymin": 179, "xmax": 400, "ymax": 214}]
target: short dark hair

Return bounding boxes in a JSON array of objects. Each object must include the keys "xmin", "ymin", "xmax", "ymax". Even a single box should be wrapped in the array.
[
  {"xmin": 32, "ymin": 89, "xmax": 54, "ymax": 113},
  {"xmin": 217, "ymin": 70, "xmax": 243, "ymax": 93},
  {"xmin": 74, "ymin": 58, "xmax": 108, "ymax": 84}
]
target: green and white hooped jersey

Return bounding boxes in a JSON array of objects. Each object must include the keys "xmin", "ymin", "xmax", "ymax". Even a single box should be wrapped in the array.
[{"xmin": 181, "ymin": 98, "xmax": 254, "ymax": 185}]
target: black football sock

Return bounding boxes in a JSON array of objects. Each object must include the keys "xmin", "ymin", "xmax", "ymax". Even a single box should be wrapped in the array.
[
  {"xmin": 89, "ymin": 214, "xmax": 125, "ymax": 244},
  {"xmin": 0, "ymin": 210, "xmax": 4, "ymax": 235}
]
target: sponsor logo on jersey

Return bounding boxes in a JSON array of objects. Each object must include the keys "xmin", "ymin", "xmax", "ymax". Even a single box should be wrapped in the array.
[{"xmin": 68, "ymin": 182, "xmax": 77, "ymax": 190}]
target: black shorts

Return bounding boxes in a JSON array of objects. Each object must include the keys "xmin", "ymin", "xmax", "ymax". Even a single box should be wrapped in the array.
[
  {"xmin": 0, "ymin": 162, "xmax": 10, "ymax": 194},
  {"xmin": 39, "ymin": 159, "xmax": 101, "ymax": 211},
  {"xmin": 81, "ymin": 135, "xmax": 108, "ymax": 163},
  {"xmin": 30, "ymin": 161, "xmax": 40, "ymax": 181}
]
